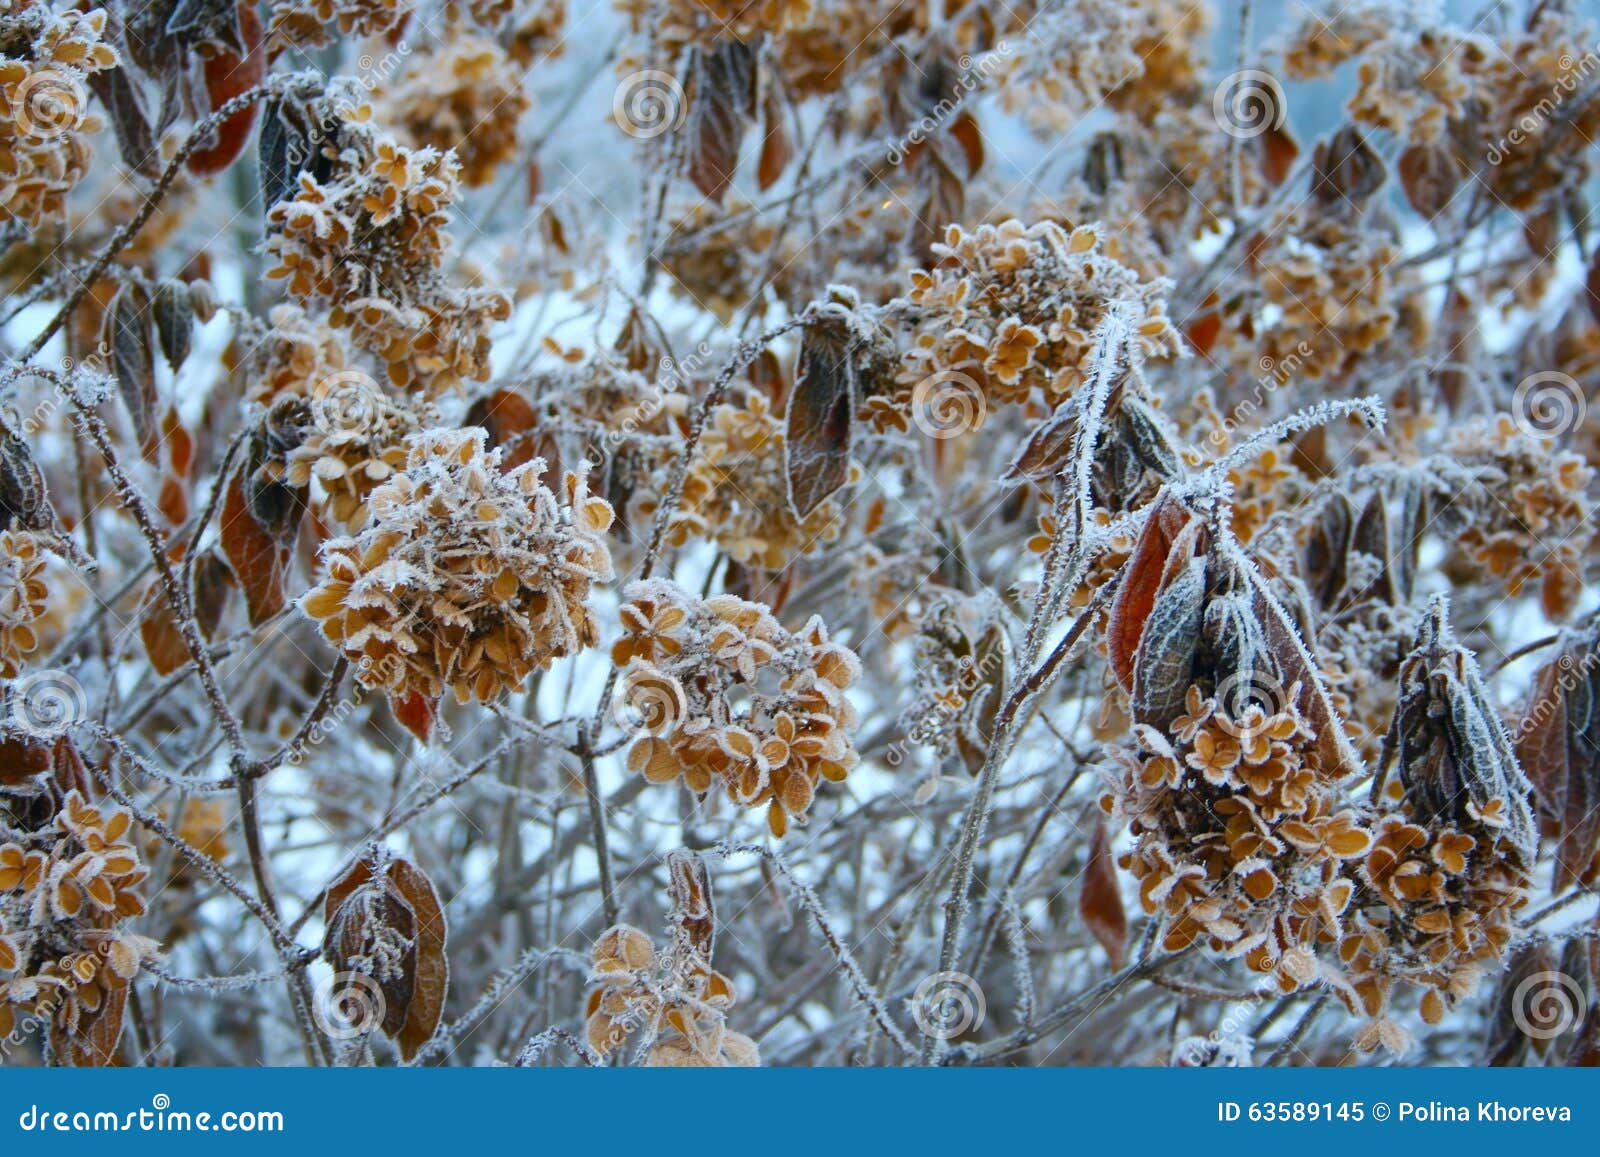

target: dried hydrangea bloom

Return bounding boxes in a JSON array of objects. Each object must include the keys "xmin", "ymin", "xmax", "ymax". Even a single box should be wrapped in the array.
[
  {"xmin": 0, "ymin": 529, "xmax": 49, "ymax": 677},
  {"xmin": 283, "ymin": 374, "xmax": 438, "ymax": 530},
  {"xmin": 615, "ymin": 578, "xmax": 860, "ymax": 837},
  {"xmin": 1438, "ymin": 415, "xmax": 1594, "ymax": 621},
  {"xmin": 1336, "ymin": 602, "xmax": 1535, "ymax": 1043},
  {"xmin": 301, "ymin": 427, "xmax": 615, "ymax": 704},
  {"xmin": 892, "ymin": 220, "xmax": 1180, "ymax": 415},
  {"xmin": 1252, "ymin": 210, "xmax": 1407, "ymax": 377},
  {"xmin": 0, "ymin": 789, "xmax": 157, "ymax": 1064},
  {"xmin": 377, "ymin": 33, "xmax": 529, "ymax": 187},
  {"xmin": 265, "ymin": 0, "xmax": 408, "ymax": 49},
  {"xmin": 582, "ymin": 924, "xmax": 758, "ymax": 1067},
  {"xmin": 637, "ymin": 391, "xmax": 850, "ymax": 570},
  {"xmin": 1112, "ymin": 690, "xmax": 1368, "ymax": 992},
  {"xmin": 265, "ymin": 124, "xmax": 511, "ymax": 397},
  {"xmin": 0, "ymin": 1, "xmax": 117, "ymax": 227}
]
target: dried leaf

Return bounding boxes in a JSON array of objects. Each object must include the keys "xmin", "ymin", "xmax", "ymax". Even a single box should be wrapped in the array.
[
  {"xmin": 152, "ymin": 280, "xmax": 194, "ymax": 373},
  {"xmin": 138, "ymin": 580, "xmax": 189, "ymax": 677},
  {"xmin": 186, "ymin": 3, "xmax": 264, "ymax": 177},
  {"xmin": 667, "ymin": 848, "xmax": 716, "ymax": 962},
  {"xmin": 390, "ymin": 690, "xmax": 437, "ymax": 744},
  {"xmin": 1259, "ymin": 123, "xmax": 1299, "ymax": 188},
  {"xmin": 947, "ymin": 111, "xmax": 984, "ymax": 176},
  {"xmin": 106, "ymin": 282, "xmax": 157, "ymax": 452},
  {"xmin": 685, "ymin": 40, "xmax": 756, "ymax": 203},
  {"xmin": 756, "ymin": 78, "xmax": 791, "ymax": 191},
  {"xmin": 1080, "ymin": 817, "xmax": 1128, "ymax": 968},
  {"xmin": 466, "ymin": 388, "xmax": 545, "ymax": 473},
  {"xmin": 1004, "ymin": 407, "xmax": 1078, "ymax": 483},
  {"xmin": 1107, "ymin": 492, "xmax": 1203, "ymax": 692},
  {"xmin": 785, "ymin": 317, "xmax": 854, "ymax": 518},
  {"xmin": 1398, "ymin": 142, "xmax": 1460, "ymax": 220},
  {"xmin": 388, "ymin": 858, "xmax": 448, "ymax": 1062},
  {"xmin": 219, "ymin": 467, "xmax": 287, "ymax": 625},
  {"xmin": 87, "ymin": 67, "xmax": 159, "ymax": 179}
]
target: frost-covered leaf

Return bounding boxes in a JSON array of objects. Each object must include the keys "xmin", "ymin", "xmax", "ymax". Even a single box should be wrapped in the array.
[
  {"xmin": 786, "ymin": 317, "xmax": 854, "ymax": 519},
  {"xmin": 1080, "ymin": 817, "xmax": 1127, "ymax": 968}
]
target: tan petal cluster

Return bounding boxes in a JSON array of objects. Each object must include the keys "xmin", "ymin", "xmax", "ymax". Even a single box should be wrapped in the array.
[
  {"xmin": 0, "ymin": 529, "xmax": 48, "ymax": 678},
  {"xmin": 891, "ymin": 220, "xmax": 1180, "ymax": 416},
  {"xmin": 302, "ymin": 427, "xmax": 615, "ymax": 704},
  {"xmin": 583, "ymin": 923, "xmax": 758, "ymax": 1066},
  {"xmin": 378, "ymin": 33, "xmax": 529, "ymax": 187},
  {"xmin": 615, "ymin": 578, "xmax": 860, "ymax": 837},
  {"xmin": 0, "ymin": 1, "xmax": 116, "ymax": 227},
  {"xmin": 0, "ymin": 789, "xmax": 156, "ymax": 1064}
]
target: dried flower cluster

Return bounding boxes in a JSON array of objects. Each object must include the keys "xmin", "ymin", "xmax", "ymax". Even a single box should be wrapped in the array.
[
  {"xmin": 0, "ymin": 785, "xmax": 156, "ymax": 1066},
  {"xmin": 0, "ymin": 0, "xmax": 115, "ymax": 227},
  {"xmin": 889, "ymin": 220, "xmax": 1181, "ymax": 415},
  {"xmin": 302, "ymin": 427, "xmax": 614, "ymax": 704},
  {"xmin": 7, "ymin": 0, "xmax": 1600, "ymax": 1075},
  {"xmin": 615, "ymin": 578, "xmax": 860, "ymax": 837},
  {"xmin": 266, "ymin": 121, "xmax": 511, "ymax": 396}
]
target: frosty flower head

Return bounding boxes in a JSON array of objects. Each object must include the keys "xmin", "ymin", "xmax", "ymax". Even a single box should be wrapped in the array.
[
  {"xmin": 0, "ymin": 530, "xmax": 48, "ymax": 678},
  {"xmin": 301, "ymin": 427, "xmax": 615, "ymax": 705},
  {"xmin": 615, "ymin": 579, "xmax": 861, "ymax": 837},
  {"xmin": 640, "ymin": 391, "xmax": 851, "ymax": 570},
  {"xmin": 0, "ymin": 2, "xmax": 116, "ymax": 227},
  {"xmin": 888, "ymin": 219, "xmax": 1180, "ymax": 416},
  {"xmin": 283, "ymin": 371, "xmax": 437, "ymax": 530}
]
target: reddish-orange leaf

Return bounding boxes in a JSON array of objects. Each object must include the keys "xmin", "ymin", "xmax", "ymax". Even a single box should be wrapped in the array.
[
  {"xmin": 390, "ymin": 691, "xmax": 438, "ymax": 744},
  {"xmin": 948, "ymin": 112, "xmax": 984, "ymax": 177},
  {"xmin": 187, "ymin": 4, "xmax": 264, "ymax": 177},
  {"xmin": 1260, "ymin": 123, "xmax": 1299, "ymax": 188},
  {"xmin": 219, "ymin": 469, "xmax": 286, "ymax": 625},
  {"xmin": 138, "ymin": 581, "xmax": 190, "ymax": 677},
  {"xmin": 1107, "ymin": 493, "xmax": 1198, "ymax": 691},
  {"xmin": 1080, "ymin": 817, "xmax": 1128, "ymax": 968},
  {"xmin": 756, "ymin": 81, "xmax": 791, "ymax": 191},
  {"xmin": 1184, "ymin": 312, "xmax": 1223, "ymax": 358},
  {"xmin": 389, "ymin": 858, "xmax": 448, "ymax": 1062}
]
